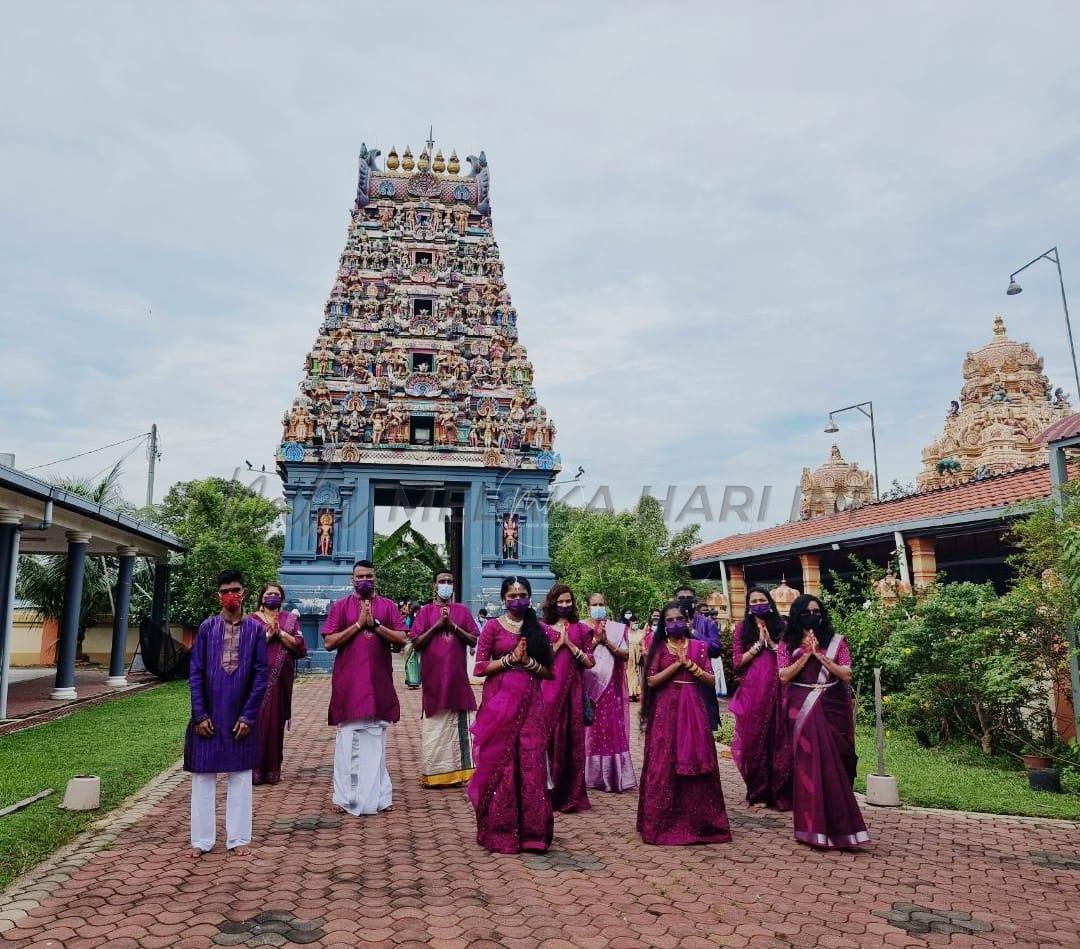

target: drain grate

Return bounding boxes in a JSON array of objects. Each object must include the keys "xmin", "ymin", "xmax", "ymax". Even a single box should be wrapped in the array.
[
  {"xmin": 875, "ymin": 902, "xmax": 992, "ymax": 937},
  {"xmin": 214, "ymin": 910, "xmax": 326, "ymax": 945},
  {"xmin": 1030, "ymin": 851, "xmax": 1080, "ymax": 870}
]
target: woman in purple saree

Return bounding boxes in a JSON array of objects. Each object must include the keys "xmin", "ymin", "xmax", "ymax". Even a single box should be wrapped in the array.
[
  {"xmin": 541, "ymin": 584, "xmax": 595, "ymax": 813},
  {"xmin": 250, "ymin": 582, "xmax": 308, "ymax": 786},
  {"xmin": 467, "ymin": 576, "xmax": 555, "ymax": 854},
  {"xmin": 778, "ymin": 594, "xmax": 869, "ymax": 850},
  {"xmin": 637, "ymin": 602, "xmax": 731, "ymax": 846},
  {"xmin": 729, "ymin": 586, "xmax": 791, "ymax": 809},
  {"xmin": 583, "ymin": 593, "xmax": 636, "ymax": 792}
]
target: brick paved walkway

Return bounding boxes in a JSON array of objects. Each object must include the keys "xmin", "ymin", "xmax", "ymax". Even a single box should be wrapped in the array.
[{"xmin": 2, "ymin": 674, "xmax": 1078, "ymax": 948}]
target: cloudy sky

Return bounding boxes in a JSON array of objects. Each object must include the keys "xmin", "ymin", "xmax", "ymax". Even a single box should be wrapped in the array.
[{"xmin": 3, "ymin": 2, "xmax": 1080, "ymax": 544}]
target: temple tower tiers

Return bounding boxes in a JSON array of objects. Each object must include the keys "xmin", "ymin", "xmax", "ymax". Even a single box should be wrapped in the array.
[
  {"xmin": 799, "ymin": 445, "xmax": 875, "ymax": 518},
  {"xmin": 276, "ymin": 139, "xmax": 560, "ymax": 654},
  {"xmin": 917, "ymin": 315, "xmax": 1072, "ymax": 491}
]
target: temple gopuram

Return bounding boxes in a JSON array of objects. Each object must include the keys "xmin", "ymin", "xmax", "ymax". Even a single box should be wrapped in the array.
[
  {"xmin": 917, "ymin": 315, "xmax": 1071, "ymax": 490},
  {"xmin": 690, "ymin": 314, "xmax": 1073, "ymax": 624},
  {"xmin": 277, "ymin": 138, "xmax": 559, "ymax": 652}
]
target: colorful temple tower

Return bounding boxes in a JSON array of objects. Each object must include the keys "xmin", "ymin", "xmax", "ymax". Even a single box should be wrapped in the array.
[{"xmin": 276, "ymin": 138, "xmax": 560, "ymax": 652}]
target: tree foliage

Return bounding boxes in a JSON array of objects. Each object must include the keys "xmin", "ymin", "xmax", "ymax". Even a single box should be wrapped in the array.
[
  {"xmin": 549, "ymin": 496, "xmax": 700, "ymax": 617},
  {"xmin": 372, "ymin": 520, "xmax": 448, "ymax": 606},
  {"xmin": 154, "ymin": 477, "xmax": 282, "ymax": 628}
]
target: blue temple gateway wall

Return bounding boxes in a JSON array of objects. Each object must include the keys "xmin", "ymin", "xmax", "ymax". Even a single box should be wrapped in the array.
[{"xmin": 278, "ymin": 459, "xmax": 556, "ymax": 663}]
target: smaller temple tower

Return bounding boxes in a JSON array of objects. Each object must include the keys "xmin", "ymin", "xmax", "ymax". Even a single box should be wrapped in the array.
[
  {"xmin": 917, "ymin": 315, "xmax": 1072, "ymax": 491},
  {"xmin": 799, "ymin": 445, "xmax": 875, "ymax": 518}
]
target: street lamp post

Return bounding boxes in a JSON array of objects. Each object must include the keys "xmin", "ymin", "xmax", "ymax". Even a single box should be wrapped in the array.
[
  {"xmin": 824, "ymin": 401, "xmax": 881, "ymax": 500},
  {"xmin": 1006, "ymin": 246, "xmax": 1080, "ymax": 401}
]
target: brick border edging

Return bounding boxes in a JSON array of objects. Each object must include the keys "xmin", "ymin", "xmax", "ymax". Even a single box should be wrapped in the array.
[{"xmin": 0, "ymin": 758, "xmax": 186, "ymax": 934}]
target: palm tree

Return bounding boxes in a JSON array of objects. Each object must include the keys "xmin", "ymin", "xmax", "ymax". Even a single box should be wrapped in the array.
[{"xmin": 15, "ymin": 463, "xmax": 152, "ymax": 663}]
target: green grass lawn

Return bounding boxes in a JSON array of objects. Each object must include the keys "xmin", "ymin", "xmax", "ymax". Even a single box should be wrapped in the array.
[
  {"xmin": 855, "ymin": 726, "xmax": 1080, "ymax": 821},
  {"xmin": 0, "ymin": 681, "xmax": 191, "ymax": 891}
]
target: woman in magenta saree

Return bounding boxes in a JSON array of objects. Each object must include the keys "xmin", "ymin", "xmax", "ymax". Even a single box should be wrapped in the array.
[
  {"xmin": 779, "ymin": 594, "xmax": 869, "ymax": 850},
  {"xmin": 540, "ymin": 584, "xmax": 595, "ymax": 813},
  {"xmin": 583, "ymin": 592, "xmax": 636, "ymax": 792},
  {"xmin": 637, "ymin": 602, "xmax": 732, "ymax": 846},
  {"xmin": 250, "ymin": 583, "xmax": 308, "ymax": 786},
  {"xmin": 729, "ymin": 586, "xmax": 791, "ymax": 809},
  {"xmin": 468, "ymin": 576, "xmax": 556, "ymax": 854}
]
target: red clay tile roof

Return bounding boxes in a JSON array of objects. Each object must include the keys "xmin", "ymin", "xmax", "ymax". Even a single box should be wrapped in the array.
[
  {"xmin": 1039, "ymin": 412, "xmax": 1080, "ymax": 445},
  {"xmin": 690, "ymin": 463, "xmax": 1055, "ymax": 563}
]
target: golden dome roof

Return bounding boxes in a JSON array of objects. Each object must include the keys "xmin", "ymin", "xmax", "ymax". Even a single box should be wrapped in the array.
[{"xmin": 386, "ymin": 146, "xmax": 399, "ymax": 171}]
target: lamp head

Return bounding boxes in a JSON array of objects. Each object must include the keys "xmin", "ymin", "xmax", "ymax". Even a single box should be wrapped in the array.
[
  {"xmin": 1006, "ymin": 279, "xmax": 1022, "ymax": 296},
  {"xmin": 823, "ymin": 418, "xmax": 840, "ymax": 434}
]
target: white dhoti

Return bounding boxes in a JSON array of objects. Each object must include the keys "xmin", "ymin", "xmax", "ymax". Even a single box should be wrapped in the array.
[
  {"xmin": 420, "ymin": 710, "xmax": 475, "ymax": 787},
  {"xmin": 333, "ymin": 718, "xmax": 392, "ymax": 815},
  {"xmin": 190, "ymin": 770, "xmax": 252, "ymax": 852},
  {"xmin": 715, "ymin": 657, "xmax": 729, "ymax": 698}
]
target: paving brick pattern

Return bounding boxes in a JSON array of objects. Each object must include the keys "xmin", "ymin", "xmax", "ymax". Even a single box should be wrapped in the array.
[{"xmin": 2, "ymin": 674, "xmax": 1079, "ymax": 948}]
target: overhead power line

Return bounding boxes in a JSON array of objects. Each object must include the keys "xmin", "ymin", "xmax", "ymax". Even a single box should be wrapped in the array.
[{"xmin": 26, "ymin": 432, "xmax": 152, "ymax": 471}]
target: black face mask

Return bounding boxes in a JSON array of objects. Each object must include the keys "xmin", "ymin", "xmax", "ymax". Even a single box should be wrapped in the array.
[
  {"xmin": 802, "ymin": 614, "xmax": 823, "ymax": 630},
  {"xmin": 677, "ymin": 596, "xmax": 695, "ymax": 614}
]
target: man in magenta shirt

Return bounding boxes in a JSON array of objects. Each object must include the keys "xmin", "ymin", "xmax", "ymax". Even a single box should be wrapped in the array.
[
  {"xmin": 322, "ymin": 559, "xmax": 406, "ymax": 815},
  {"xmin": 409, "ymin": 569, "xmax": 480, "ymax": 787}
]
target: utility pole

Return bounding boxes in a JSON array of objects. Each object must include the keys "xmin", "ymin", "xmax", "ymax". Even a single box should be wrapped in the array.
[{"xmin": 146, "ymin": 424, "xmax": 159, "ymax": 507}]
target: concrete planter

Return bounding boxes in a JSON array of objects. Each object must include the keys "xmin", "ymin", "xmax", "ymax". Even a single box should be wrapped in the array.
[{"xmin": 59, "ymin": 775, "xmax": 100, "ymax": 811}]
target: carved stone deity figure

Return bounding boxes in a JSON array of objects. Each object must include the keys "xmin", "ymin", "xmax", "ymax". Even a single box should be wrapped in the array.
[
  {"xmin": 454, "ymin": 206, "xmax": 469, "ymax": 235},
  {"xmin": 502, "ymin": 514, "xmax": 519, "ymax": 561},
  {"xmin": 371, "ymin": 409, "xmax": 386, "ymax": 445},
  {"xmin": 288, "ymin": 402, "xmax": 313, "ymax": 442},
  {"xmin": 490, "ymin": 334, "xmax": 508, "ymax": 364},
  {"xmin": 378, "ymin": 205, "xmax": 395, "ymax": 230},
  {"xmin": 387, "ymin": 348, "xmax": 410, "ymax": 381},
  {"xmin": 436, "ymin": 405, "xmax": 459, "ymax": 446},
  {"xmin": 479, "ymin": 416, "xmax": 497, "ymax": 449},
  {"xmin": 387, "ymin": 402, "xmax": 408, "ymax": 443},
  {"xmin": 317, "ymin": 511, "xmax": 335, "ymax": 557}
]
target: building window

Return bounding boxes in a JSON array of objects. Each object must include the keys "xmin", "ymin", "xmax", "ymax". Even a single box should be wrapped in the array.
[
  {"xmin": 413, "ymin": 298, "xmax": 433, "ymax": 317},
  {"xmin": 412, "ymin": 353, "xmax": 434, "ymax": 373},
  {"xmin": 415, "ymin": 251, "xmax": 432, "ymax": 265}
]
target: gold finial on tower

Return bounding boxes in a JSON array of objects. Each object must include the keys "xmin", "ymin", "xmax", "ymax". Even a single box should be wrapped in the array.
[
  {"xmin": 386, "ymin": 145, "xmax": 400, "ymax": 171},
  {"xmin": 448, "ymin": 151, "xmax": 460, "ymax": 175},
  {"xmin": 418, "ymin": 148, "xmax": 431, "ymax": 172},
  {"xmin": 402, "ymin": 146, "xmax": 414, "ymax": 172},
  {"xmin": 433, "ymin": 150, "xmax": 446, "ymax": 173},
  {"xmin": 993, "ymin": 314, "xmax": 1007, "ymax": 337}
]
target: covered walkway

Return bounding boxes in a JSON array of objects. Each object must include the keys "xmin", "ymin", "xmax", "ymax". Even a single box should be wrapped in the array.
[{"xmin": 0, "ymin": 461, "xmax": 184, "ymax": 719}]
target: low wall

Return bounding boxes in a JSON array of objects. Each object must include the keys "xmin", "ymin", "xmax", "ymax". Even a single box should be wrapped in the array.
[{"xmin": 8, "ymin": 610, "xmax": 185, "ymax": 668}]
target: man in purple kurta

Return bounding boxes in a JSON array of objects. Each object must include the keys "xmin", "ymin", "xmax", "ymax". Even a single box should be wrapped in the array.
[
  {"xmin": 184, "ymin": 569, "xmax": 268, "ymax": 857},
  {"xmin": 409, "ymin": 570, "xmax": 479, "ymax": 787},
  {"xmin": 321, "ymin": 559, "xmax": 406, "ymax": 815},
  {"xmin": 675, "ymin": 585, "xmax": 723, "ymax": 658}
]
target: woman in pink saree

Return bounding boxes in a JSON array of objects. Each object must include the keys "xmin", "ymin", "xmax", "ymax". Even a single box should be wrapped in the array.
[
  {"xmin": 583, "ymin": 592, "xmax": 636, "ymax": 792},
  {"xmin": 250, "ymin": 582, "xmax": 308, "ymax": 785},
  {"xmin": 540, "ymin": 584, "xmax": 595, "ymax": 813},
  {"xmin": 467, "ymin": 576, "xmax": 555, "ymax": 853},
  {"xmin": 778, "ymin": 594, "xmax": 869, "ymax": 850},
  {"xmin": 729, "ymin": 586, "xmax": 791, "ymax": 809},
  {"xmin": 637, "ymin": 602, "xmax": 732, "ymax": 846}
]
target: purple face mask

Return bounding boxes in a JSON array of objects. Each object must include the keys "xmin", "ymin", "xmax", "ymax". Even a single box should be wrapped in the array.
[
  {"xmin": 261, "ymin": 594, "xmax": 283, "ymax": 610},
  {"xmin": 505, "ymin": 596, "xmax": 530, "ymax": 615},
  {"xmin": 354, "ymin": 579, "xmax": 375, "ymax": 598},
  {"xmin": 556, "ymin": 604, "xmax": 575, "ymax": 618},
  {"xmin": 665, "ymin": 619, "xmax": 689, "ymax": 637},
  {"xmin": 749, "ymin": 603, "xmax": 772, "ymax": 617}
]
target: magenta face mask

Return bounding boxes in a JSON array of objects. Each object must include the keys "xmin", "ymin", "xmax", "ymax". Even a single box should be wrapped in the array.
[
  {"xmin": 749, "ymin": 603, "xmax": 772, "ymax": 617},
  {"xmin": 354, "ymin": 579, "xmax": 375, "ymax": 598},
  {"xmin": 555, "ymin": 604, "xmax": 575, "ymax": 618},
  {"xmin": 261, "ymin": 594, "xmax": 283, "ymax": 609},
  {"xmin": 665, "ymin": 619, "xmax": 689, "ymax": 637},
  {"xmin": 505, "ymin": 596, "xmax": 530, "ymax": 615}
]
